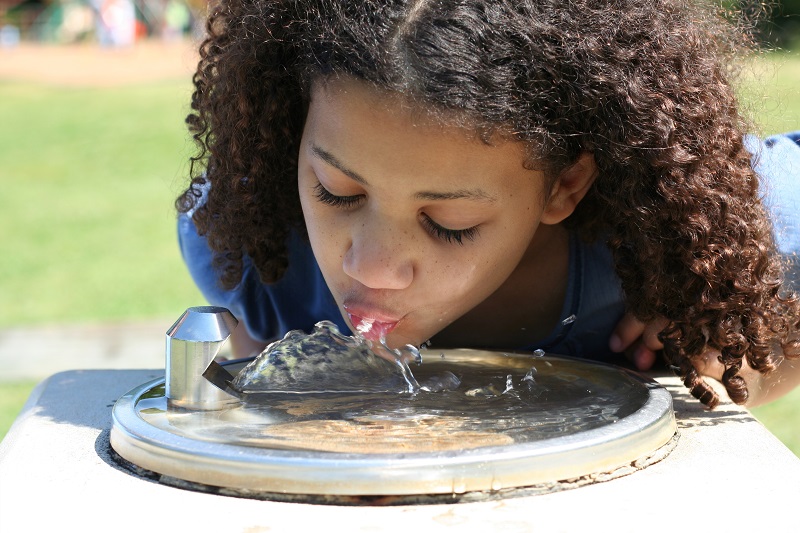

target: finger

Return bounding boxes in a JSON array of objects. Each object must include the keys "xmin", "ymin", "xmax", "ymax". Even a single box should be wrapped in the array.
[
  {"xmin": 640, "ymin": 318, "xmax": 668, "ymax": 351},
  {"xmin": 609, "ymin": 313, "xmax": 646, "ymax": 353},
  {"xmin": 632, "ymin": 344, "xmax": 658, "ymax": 371}
]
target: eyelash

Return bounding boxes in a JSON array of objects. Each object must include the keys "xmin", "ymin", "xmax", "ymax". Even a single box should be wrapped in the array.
[
  {"xmin": 313, "ymin": 182, "xmax": 364, "ymax": 208},
  {"xmin": 312, "ymin": 182, "xmax": 480, "ymax": 245},
  {"xmin": 420, "ymin": 216, "xmax": 480, "ymax": 245}
]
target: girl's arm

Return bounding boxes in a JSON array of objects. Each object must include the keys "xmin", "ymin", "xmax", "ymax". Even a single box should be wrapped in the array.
[{"xmin": 230, "ymin": 325, "xmax": 269, "ymax": 360}]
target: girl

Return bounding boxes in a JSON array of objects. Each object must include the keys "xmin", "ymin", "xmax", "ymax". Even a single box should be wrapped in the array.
[{"xmin": 177, "ymin": 0, "xmax": 800, "ymax": 409}]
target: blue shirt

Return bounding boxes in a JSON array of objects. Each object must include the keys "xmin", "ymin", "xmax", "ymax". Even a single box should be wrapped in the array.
[
  {"xmin": 750, "ymin": 132, "xmax": 800, "ymax": 285},
  {"xmin": 179, "ymin": 132, "xmax": 800, "ymax": 359}
]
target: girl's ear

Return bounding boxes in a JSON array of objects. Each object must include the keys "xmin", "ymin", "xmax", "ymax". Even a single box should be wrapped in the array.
[{"xmin": 541, "ymin": 152, "xmax": 597, "ymax": 225}]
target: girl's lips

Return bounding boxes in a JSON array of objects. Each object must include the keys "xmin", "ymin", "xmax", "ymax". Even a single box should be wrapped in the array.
[
  {"xmin": 343, "ymin": 303, "xmax": 402, "ymax": 342},
  {"xmin": 347, "ymin": 313, "xmax": 398, "ymax": 342}
]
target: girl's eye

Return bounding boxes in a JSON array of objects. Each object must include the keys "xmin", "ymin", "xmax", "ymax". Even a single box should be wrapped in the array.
[
  {"xmin": 313, "ymin": 183, "xmax": 364, "ymax": 208},
  {"xmin": 421, "ymin": 215, "xmax": 480, "ymax": 245},
  {"xmin": 313, "ymin": 182, "xmax": 478, "ymax": 245}
]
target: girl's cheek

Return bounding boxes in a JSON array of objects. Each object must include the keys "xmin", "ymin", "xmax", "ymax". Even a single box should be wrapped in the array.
[
  {"xmin": 320, "ymin": 215, "xmax": 360, "ymax": 278},
  {"xmin": 424, "ymin": 253, "xmax": 483, "ymax": 297},
  {"xmin": 306, "ymin": 201, "xmax": 343, "ymax": 240}
]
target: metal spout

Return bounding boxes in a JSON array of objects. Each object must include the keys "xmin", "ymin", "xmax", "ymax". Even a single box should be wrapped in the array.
[{"xmin": 165, "ymin": 306, "xmax": 239, "ymax": 410}]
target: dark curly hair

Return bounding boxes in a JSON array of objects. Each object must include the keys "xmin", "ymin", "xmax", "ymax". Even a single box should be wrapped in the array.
[{"xmin": 177, "ymin": 0, "xmax": 800, "ymax": 407}]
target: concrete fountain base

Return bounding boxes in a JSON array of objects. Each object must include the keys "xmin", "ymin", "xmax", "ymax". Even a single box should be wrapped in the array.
[{"xmin": 1, "ymin": 369, "xmax": 798, "ymax": 532}]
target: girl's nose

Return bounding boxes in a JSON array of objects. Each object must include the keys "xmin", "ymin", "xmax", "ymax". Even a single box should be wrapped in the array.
[{"xmin": 342, "ymin": 223, "xmax": 414, "ymax": 290}]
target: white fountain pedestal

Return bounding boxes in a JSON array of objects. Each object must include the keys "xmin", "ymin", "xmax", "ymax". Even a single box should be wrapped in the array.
[{"xmin": 1, "ymin": 369, "xmax": 799, "ymax": 532}]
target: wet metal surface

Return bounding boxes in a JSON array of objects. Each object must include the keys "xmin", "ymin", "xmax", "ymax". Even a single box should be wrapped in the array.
[{"xmin": 111, "ymin": 350, "xmax": 676, "ymax": 497}]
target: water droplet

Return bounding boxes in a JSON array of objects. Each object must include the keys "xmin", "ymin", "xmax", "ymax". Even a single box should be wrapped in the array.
[
  {"xmin": 502, "ymin": 374, "xmax": 514, "ymax": 394},
  {"xmin": 522, "ymin": 366, "xmax": 537, "ymax": 384},
  {"xmin": 561, "ymin": 314, "xmax": 577, "ymax": 325},
  {"xmin": 420, "ymin": 371, "xmax": 461, "ymax": 392}
]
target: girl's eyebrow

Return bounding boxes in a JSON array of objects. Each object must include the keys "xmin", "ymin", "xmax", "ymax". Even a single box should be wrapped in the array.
[
  {"xmin": 415, "ymin": 189, "xmax": 497, "ymax": 202},
  {"xmin": 312, "ymin": 145, "xmax": 368, "ymax": 185},
  {"xmin": 311, "ymin": 144, "xmax": 497, "ymax": 203}
]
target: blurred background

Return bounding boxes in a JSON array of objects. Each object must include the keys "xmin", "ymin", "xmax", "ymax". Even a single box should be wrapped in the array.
[{"xmin": 1, "ymin": 1, "xmax": 799, "ymax": 453}]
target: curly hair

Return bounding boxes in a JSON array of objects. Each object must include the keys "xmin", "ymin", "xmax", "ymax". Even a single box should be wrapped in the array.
[{"xmin": 177, "ymin": 0, "xmax": 800, "ymax": 407}]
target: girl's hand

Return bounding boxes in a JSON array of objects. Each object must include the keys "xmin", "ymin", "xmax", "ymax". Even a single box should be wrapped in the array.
[
  {"xmin": 609, "ymin": 314, "xmax": 668, "ymax": 371},
  {"xmin": 609, "ymin": 314, "xmax": 723, "ymax": 378},
  {"xmin": 608, "ymin": 313, "xmax": 800, "ymax": 407}
]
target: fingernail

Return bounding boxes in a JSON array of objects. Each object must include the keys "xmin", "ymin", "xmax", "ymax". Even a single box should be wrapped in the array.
[{"xmin": 609, "ymin": 334, "xmax": 622, "ymax": 352}]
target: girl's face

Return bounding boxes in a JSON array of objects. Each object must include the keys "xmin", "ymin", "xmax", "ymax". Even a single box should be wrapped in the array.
[{"xmin": 298, "ymin": 78, "xmax": 563, "ymax": 349}]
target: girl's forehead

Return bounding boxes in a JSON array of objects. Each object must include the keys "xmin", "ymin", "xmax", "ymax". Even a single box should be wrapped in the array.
[
  {"xmin": 310, "ymin": 78, "xmax": 511, "ymax": 153},
  {"xmin": 311, "ymin": 75, "xmax": 502, "ymax": 143},
  {"xmin": 308, "ymin": 76, "xmax": 554, "ymax": 189},
  {"xmin": 305, "ymin": 79, "xmax": 548, "ymax": 200}
]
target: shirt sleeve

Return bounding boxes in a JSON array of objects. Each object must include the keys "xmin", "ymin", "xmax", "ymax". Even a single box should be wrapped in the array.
[
  {"xmin": 177, "ymin": 212, "xmax": 347, "ymax": 343},
  {"xmin": 747, "ymin": 131, "xmax": 800, "ymax": 286}
]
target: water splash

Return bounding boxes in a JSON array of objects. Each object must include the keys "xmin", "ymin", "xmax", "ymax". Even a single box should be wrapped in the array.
[
  {"xmin": 350, "ymin": 318, "xmax": 426, "ymax": 392},
  {"xmin": 232, "ymin": 321, "xmax": 457, "ymax": 396}
]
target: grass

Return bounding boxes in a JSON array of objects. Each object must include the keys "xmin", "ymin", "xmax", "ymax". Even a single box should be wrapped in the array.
[
  {"xmin": 1, "ymin": 53, "xmax": 800, "ymax": 453},
  {"xmin": 738, "ymin": 50, "xmax": 800, "ymax": 135},
  {"xmin": 751, "ymin": 385, "xmax": 800, "ymax": 453},
  {"xmin": 0, "ymin": 381, "xmax": 39, "ymax": 437},
  {"xmin": 0, "ymin": 80, "xmax": 202, "ymax": 326}
]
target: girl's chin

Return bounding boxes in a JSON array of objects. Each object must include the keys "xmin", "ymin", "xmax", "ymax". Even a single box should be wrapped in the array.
[{"xmin": 389, "ymin": 330, "xmax": 435, "ymax": 350}]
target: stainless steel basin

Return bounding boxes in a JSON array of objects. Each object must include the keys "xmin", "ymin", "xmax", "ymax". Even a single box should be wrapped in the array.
[{"xmin": 110, "ymin": 311, "xmax": 676, "ymax": 499}]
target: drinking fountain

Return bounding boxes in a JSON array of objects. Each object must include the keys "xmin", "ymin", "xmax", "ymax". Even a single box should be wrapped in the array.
[{"xmin": 110, "ymin": 306, "xmax": 677, "ymax": 501}]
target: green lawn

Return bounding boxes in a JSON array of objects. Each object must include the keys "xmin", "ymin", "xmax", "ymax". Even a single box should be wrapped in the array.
[
  {"xmin": 751, "ymin": 385, "xmax": 800, "ymax": 453},
  {"xmin": 1, "ymin": 53, "xmax": 800, "ymax": 452},
  {"xmin": 739, "ymin": 51, "xmax": 800, "ymax": 135},
  {"xmin": 0, "ymin": 80, "xmax": 202, "ymax": 325}
]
